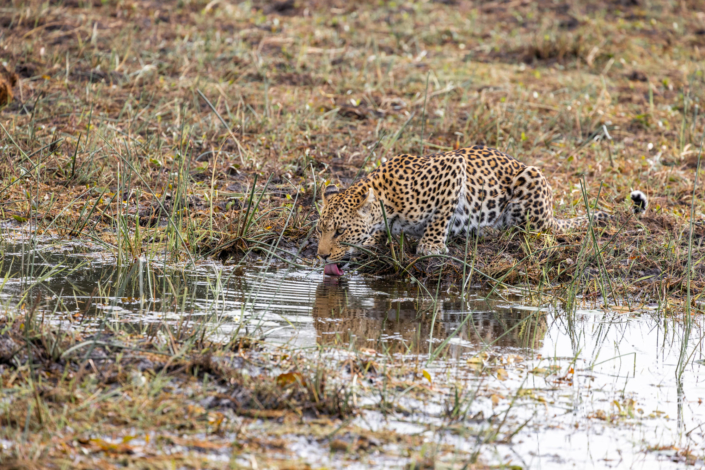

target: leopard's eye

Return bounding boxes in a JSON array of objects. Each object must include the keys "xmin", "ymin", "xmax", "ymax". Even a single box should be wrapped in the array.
[{"xmin": 335, "ymin": 228, "xmax": 346, "ymax": 237}]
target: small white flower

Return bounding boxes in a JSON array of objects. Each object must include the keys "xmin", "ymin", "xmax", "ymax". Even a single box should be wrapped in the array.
[
  {"xmin": 647, "ymin": 143, "xmax": 654, "ymax": 150},
  {"xmin": 533, "ymin": 92, "xmax": 539, "ymax": 99}
]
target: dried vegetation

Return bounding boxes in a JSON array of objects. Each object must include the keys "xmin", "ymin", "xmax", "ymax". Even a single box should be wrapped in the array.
[
  {"xmin": 1, "ymin": 0, "xmax": 705, "ymax": 466},
  {"xmin": 1, "ymin": 0, "xmax": 704, "ymax": 302}
]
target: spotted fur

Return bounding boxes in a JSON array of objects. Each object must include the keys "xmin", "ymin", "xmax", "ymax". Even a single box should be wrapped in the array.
[{"xmin": 316, "ymin": 145, "xmax": 647, "ymax": 267}]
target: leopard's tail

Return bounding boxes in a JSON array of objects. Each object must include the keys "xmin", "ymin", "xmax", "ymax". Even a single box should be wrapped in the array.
[{"xmin": 550, "ymin": 190, "xmax": 648, "ymax": 233}]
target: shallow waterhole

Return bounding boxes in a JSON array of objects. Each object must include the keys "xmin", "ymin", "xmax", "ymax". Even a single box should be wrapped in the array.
[{"xmin": 1, "ymin": 234, "xmax": 704, "ymax": 469}]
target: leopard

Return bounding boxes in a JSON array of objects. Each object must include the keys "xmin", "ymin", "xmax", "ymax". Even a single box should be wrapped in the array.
[{"xmin": 316, "ymin": 145, "xmax": 648, "ymax": 277}]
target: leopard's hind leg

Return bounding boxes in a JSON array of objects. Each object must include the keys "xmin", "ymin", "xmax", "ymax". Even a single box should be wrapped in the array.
[{"xmin": 496, "ymin": 166, "xmax": 554, "ymax": 231}]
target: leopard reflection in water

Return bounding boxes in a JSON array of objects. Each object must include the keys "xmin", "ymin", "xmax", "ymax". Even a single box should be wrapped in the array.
[{"xmin": 311, "ymin": 277, "xmax": 548, "ymax": 354}]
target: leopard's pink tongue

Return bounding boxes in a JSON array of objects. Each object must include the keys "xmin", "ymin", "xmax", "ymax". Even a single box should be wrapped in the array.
[{"xmin": 324, "ymin": 263, "xmax": 344, "ymax": 276}]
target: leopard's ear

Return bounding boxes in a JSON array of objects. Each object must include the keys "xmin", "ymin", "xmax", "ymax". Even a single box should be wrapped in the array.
[
  {"xmin": 357, "ymin": 187, "xmax": 376, "ymax": 216},
  {"xmin": 321, "ymin": 185, "xmax": 339, "ymax": 205}
]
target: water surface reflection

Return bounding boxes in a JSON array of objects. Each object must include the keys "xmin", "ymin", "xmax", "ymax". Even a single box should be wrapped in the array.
[{"xmin": 311, "ymin": 276, "xmax": 548, "ymax": 353}]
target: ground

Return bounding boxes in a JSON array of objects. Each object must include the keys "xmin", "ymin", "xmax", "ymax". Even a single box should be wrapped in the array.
[
  {"xmin": 1, "ymin": 0, "xmax": 704, "ymax": 299},
  {"xmin": 1, "ymin": 0, "xmax": 704, "ymax": 468}
]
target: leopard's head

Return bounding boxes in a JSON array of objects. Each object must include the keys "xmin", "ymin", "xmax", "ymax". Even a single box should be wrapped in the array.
[{"xmin": 316, "ymin": 184, "xmax": 379, "ymax": 276}]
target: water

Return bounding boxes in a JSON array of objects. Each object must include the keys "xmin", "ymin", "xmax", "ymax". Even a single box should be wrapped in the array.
[{"xmin": 1, "ymin": 235, "xmax": 703, "ymax": 468}]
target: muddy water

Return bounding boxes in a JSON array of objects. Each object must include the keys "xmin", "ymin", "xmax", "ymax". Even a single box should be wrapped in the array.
[
  {"xmin": 0, "ymin": 239, "xmax": 543, "ymax": 353},
  {"xmin": 1, "ymin": 236, "xmax": 704, "ymax": 469}
]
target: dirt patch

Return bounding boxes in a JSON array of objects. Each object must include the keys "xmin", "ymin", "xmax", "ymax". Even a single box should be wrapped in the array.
[{"xmin": 70, "ymin": 67, "xmax": 124, "ymax": 84}]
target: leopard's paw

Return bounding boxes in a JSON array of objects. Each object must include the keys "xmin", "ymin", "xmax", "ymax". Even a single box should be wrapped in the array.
[
  {"xmin": 479, "ymin": 227, "xmax": 501, "ymax": 237},
  {"xmin": 363, "ymin": 232, "xmax": 386, "ymax": 246},
  {"xmin": 416, "ymin": 243, "xmax": 448, "ymax": 256}
]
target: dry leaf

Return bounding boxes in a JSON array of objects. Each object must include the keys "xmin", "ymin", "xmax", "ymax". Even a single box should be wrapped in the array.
[
  {"xmin": 276, "ymin": 371, "xmax": 305, "ymax": 387},
  {"xmin": 422, "ymin": 369, "xmax": 433, "ymax": 384}
]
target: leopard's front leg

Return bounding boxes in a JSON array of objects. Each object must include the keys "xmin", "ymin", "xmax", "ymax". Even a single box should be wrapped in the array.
[
  {"xmin": 416, "ymin": 205, "xmax": 455, "ymax": 256},
  {"xmin": 363, "ymin": 230, "xmax": 387, "ymax": 247}
]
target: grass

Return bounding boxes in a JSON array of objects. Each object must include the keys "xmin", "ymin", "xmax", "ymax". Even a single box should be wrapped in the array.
[
  {"xmin": 0, "ymin": 307, "xmax": 353, "ymax": 468},
  {"xmin": 0, "ymin": 0, "xmax": 703, "ymax": 306},
  {"xmin": 1, "ymin": 0, "xmax": 705, "ymax": 467}
]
